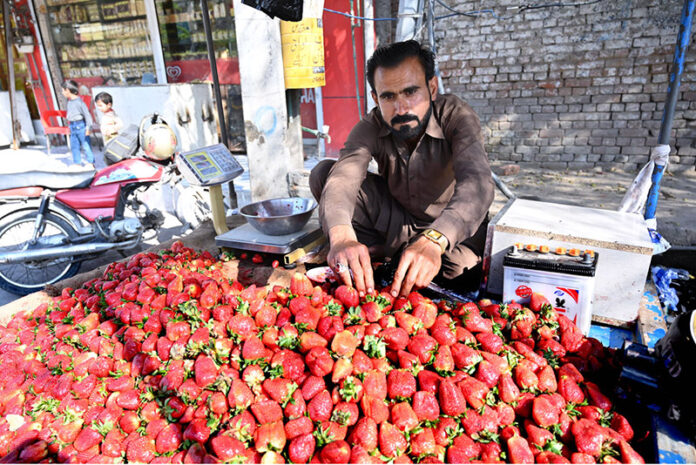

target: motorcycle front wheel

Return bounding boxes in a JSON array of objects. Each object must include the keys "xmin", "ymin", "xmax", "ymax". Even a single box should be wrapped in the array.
[{"xmin": 0, "ymin": 212, "xmax": 81, "ymax": 296}]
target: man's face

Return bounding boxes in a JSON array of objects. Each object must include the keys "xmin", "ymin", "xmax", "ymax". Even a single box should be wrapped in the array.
[{"xmin": 371, "ymin": 56, "xmax": 438, "ymax": 141}]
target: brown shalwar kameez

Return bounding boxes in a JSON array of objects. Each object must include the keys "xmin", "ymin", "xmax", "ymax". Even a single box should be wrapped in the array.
[{"xmin": 309, "ymin": 94, "xmax": 494, "ymax": 280}]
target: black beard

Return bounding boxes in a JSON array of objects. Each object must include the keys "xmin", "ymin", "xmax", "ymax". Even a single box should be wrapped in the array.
[{"xmin": 388, "ymin": 104, "xmax": 432, "ymax": 141}]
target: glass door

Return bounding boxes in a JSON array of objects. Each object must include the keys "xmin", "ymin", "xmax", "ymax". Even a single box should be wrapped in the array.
[{"xmin": 155, "ymin": 0, "xmax": 238, "ymax": 84}]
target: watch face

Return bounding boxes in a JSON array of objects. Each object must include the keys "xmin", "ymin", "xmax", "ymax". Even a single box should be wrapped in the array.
[{"xmin": 427, "ymin": 229, "xmax": 442, "ymax": 240}]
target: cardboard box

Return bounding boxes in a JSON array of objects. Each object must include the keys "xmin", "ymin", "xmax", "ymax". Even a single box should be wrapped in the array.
[{"xmin": 484, "ymin": 198, "xmax": 654, "ymax": 324}]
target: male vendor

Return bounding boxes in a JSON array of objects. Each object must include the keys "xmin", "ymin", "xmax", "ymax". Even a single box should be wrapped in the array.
[{"xmin": 310, "ymin": 40, "xmax": 494, "ymax": 298}]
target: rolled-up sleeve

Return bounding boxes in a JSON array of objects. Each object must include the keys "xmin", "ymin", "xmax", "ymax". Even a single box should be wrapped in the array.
[
  {"xmin": 430, "ymin": 107, "xmax": 494, "ymax": 250},
  {"xmin": 319, "ymin": 120, "xmax": 376, "ymax": 233}
]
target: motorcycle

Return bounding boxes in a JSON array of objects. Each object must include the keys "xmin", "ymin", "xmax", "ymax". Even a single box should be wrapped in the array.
[{"xmin": 0, "ymin": 115, "xmax": 237, "ymax": 295}]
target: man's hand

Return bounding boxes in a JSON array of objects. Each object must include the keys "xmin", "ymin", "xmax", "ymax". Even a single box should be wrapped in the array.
[
  {"xmin": 327, "ymin": 225, "xmax": 374, "ymax": 296},
  {"xmin": 390, "ymin": 236, "xmax": 442, "ymax": 298}
]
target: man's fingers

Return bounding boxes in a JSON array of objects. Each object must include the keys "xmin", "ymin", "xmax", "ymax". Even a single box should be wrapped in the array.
[
  {"xmin": 359, "ymin": 251, "xmax": 374, "ymax": 294},
  {"xmin": 400, "ymin": 265, "xmax": 419, "ymax": 297},
  {"xmin": 391, "ymin": 254, "xmax": 411, "ymax": 297},
  {"xmin": 349, "ymin": 255, "xmax": 367, "ymax": 295}
]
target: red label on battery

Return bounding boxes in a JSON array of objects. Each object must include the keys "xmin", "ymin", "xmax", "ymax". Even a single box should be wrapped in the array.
[{"xmin": 515, "ymin": 285, "xmax": 532, "ymax": 298}]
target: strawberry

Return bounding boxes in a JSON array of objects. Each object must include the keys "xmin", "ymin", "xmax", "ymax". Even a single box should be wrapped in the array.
[
  {"xmin": 507, "ymin": 434, "xmax": 535, "ymax": 464},
  {"xmin": 210, "ymin": 434, "xmax": 245, "ymax": 461},
  {"xmin": 387, "ymin": 369, "xmax": 417, "ymax": 399},
  {"xmin": 194, "ymin": 354, "xmax": 218, "ymax": 388},
  {"xmin": 451, "ymin": 343, "xmax": 483, "ymax": 371},
  {"xmin": 570, "ymin": 452, "xmax": 596, "ymax": 464},
  {"xmin": 476, "ymin": 331, "xmax": 504, "ymax": 353},
  {"xmin": 379, "ymin": 421, "xmax": 407, "ymax": 458},
  {"xmin": 360, "ymin": 395, "xmax": 389, "ymax": 424},
  {"xmin": 390, "ymin": 402, "xmax": 418, "ymax": 433},
  {"xmin": 438, "ymin": 379, "xmax": 467, "ymax": 417},
  {"xmin": 571, "ymin": 418, "xmax": 605, "ymax": 457},
  {"xmin": 335, "ymin": 285, "xmax": 359, "ymax": 308},
  {"xmin": 363, "ymin": 370, "xmax": 388, "ymax": 400},
  {"xmin": 18, "ymin": 440, "xmax": 49, "ymax": 462},
  {"xmin": 515, "ymin": 360, "xmax": 540, "ymax": 390},
  {"xmin": 73, "ymin": 426, "xmax": 103, "ymax": 452},
  {"xmin": 410, "ymin": 428, "xmax": 437, "ymax": 457},
  {"xmin": 332, "ymin": 358, "xmax": 353, "ymax": 383},
  {"xmin": 458, "ymin": 376, "xmax": 488, "ymax": 410},
  {"xmin": 433, "ymin": 345, "xmax": 455, "ymax": 375},
  {"xmin": 585, "ymin": 381, "xmax": 612, "ymax": 410},
  {"xmin": 610, "ymin": 413, "xmax": 634, "ymax": 441},
  {"xmin": 619, "ymin": 439, "xmax": 645, "ymax": 464},
  {"xmin": 251, "ymin": 400, "xmax": 284, "ymax": 424},
  {"xmin": 558, "ymin": 375, "xmax": 585, "ymax": 403},
  {"xmin": 301, "ymin": 375, "xmax": 326, "ymax": 401},
  {"xmin": 533, "ymin": 394, "xmax": 561, "ymax": 428},
  {"xmin": 447, "ymin": 434, "xmax": 482, "ymax": 462},
  {"xmin": 156, "ymin": 423, "xmax": 182, "ymax": 454},
  {"xmin": 307, "ymin": 389, "xmax": 333, "ymax": 422},
  {"xmin": 558, "ymin": 362, "xmax": 584, "ymax": 383},
  {"xmin": 348, "ymin": 417, "xmax": 378, "ymax": 451},
  {"xmin": 320, "ymin": 440, "xmax": 351, "ymax": 463},
  {"xmin": 263, "ymin": 378, "xmax": 299, "ymax": 407},
  {"xmin": 475, "ymin": 359, "xmax": 501, "ymax": 388},
  {"xmin": 413, "ymin": 391, "xmax": 440, "ymax": 421},
  {"xmin": 395, "ymin": 311, "xmax": 423, "ymax": 335},
  {"xmin": 412, "ymin": 301, "xmax": 437, "ymax": 328},
  {"xmin": 331, "ymin": 330, "xmax": 360, "ymax": 358},
  {"xmin": 407, "ymin": 334, "xmax": 438, "ymax": 364},
  {"xmin": 289, "ymin": 433, "xmax": 316, "ymax": 463},
  {"xmin": 381, "ymin": 327, "xmax": 409, "ymax": 351},
  {"xmin": 290, "ymin": 272, "xmax": 314, "ymax": 296},
  {"xmin": 126, "ymin": 436, "xmax": 156, "ymax": 463},
  {"xmin": 286, "ymin": 416, "xmax": 314, "ymax": 439},
  {"xmin": 538, "ymin": 365, "xmax": 558, "ymax": 392},
  {"xmin": 255, "ymin": 421, "xmax": 286, "ymax": 453},
  {"xmin": 362, "ymin": 301, "xmax": 383, "ymax": 323}
]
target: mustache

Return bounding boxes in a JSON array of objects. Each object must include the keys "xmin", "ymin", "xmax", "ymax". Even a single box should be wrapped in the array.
[{"xmin": 391, "ymin": 114, "xmax": 419, "ymax": 125}]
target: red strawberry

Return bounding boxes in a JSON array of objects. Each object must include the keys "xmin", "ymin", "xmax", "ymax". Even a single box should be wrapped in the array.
[
  {"xmin": 619, "ymin": 440, "xmax": 645, "ymax": 464},
  {"xmin": 571, "ymin": 418, "xmax": 605, "ymax": 457},
  {"xmin": 210, "ymin": 435, "xmax": 245, "ymax": 461},
  {"xmin": 348, "ymin": 417, "xmax": 378, "ymax": 451},
  {"xmin": 458, "ymin": 376, "xmax": 488, "ymax": 410},
  {"xmin": 382, "ymin": 327, "xmax": 409, "ymax": 351},
  {"xmin": 290, "ymin": 273, "xmax": 313, "ymax": 296},
  {"xmin": 476, "ymin": 331, "xmax": 504, "ymax": 353},
  {"xmin": 438, "ymin": 379, "xmax": 467, "ymax": 417},
  {"xmin": 390, "ymin": 402, "xmax": 418, "ymax": 432},
  {"xmin": 335, "ymin": 285, "xmax": 359, "ymax": 308},
  {"xmin": 387, "ymin": 369, "xmax": 416, "ymax": 399},
  {"xmin": 362, "ymin": 370, "xmax": 388, "ymax": 400},
  {"xmin": 507, "ymin": 434, "xmax": 535, "ymax": 464},
  {"xmin": 331, "ymin": 330, "xmax": 360, "ymax": 358},
  {"xmin": 412, "ymin": 391, "xmax": 439, "ymax": 421},
  {"xmin": 183, "ymin": 418, "xmax": 211, "ymax": 444},
  {"xmin": 433, "ymin": 345, "xmax": 455, "ymax": 375},
  {"xmin": 475, "ymin": 359, "xmax": 501, "ymax": 388},
  {"xmin": 498, "ymin": 373, "xmax": 521, "ymax": 403},
  {"xmin": 559, "ymin": 375, "xmax": 585, "ymax": 403},
  {"xmin": 447, "ymin": 434, "xmax": 481, "ymax": 463},
  {"xmin": 412, "ymin": 301, "xmax": 437, "ymax": 328},
  {"xmin": 610, "ymin": 413, "xmax": 634, "ymax": 441},
  {"xmin": 451, "ymin": 343, "xmax": 483, "ymax": 371},
  {"xmin": 538, "ymin": 365, "xmax": 558, "ymax": 393},
  {"xmin": 286, "ymin": 416, "xmax": 314, "ymax": 439},
  {"xmin": 320, "ymin": 440, "xmax": 351, "ymax": 463},
  {"xmin": 407, "ymin": 334, "xmax": 438, "ymax": 364},
  {"xmin": 305, "ymin": 347, "xmax": 334, "ymax": 377},
  {"xmin": 362, "ymin": 301, "xmax": 383, "ymax": 323},
  {"xmin": 379, "ymin": 422, "xmax": 407, "ymax": 458},
  {"xmin": 255, "ymin": 421, "xmax": 286, "ymax": 453},
  {"xmin": 74, "ymin": 426, "xmax": 102, "ymax": 452},
  {"xmin": 533, "ymin": 394, "xmax": 561, "ymax": 428},
  {"xmin": 409, "ymin": 428, "xmax": 437, "ymax": 457},
  {"xmin": 289, "ymin": 433, "xmax": 316, "ymax": 464},
  {"xmin": 515, "ymin": 360, "xmax": 539, "ymax": 390},
  {"xmin": 585, "ymin": 381, "xmax": 612, "ymax": 410},
  {"xmin": 156, "ymin": 423, "xmax": 182, "ymax": 454},
  {"xmin": 308, "ymin": 390, "xmax": 333, "ymax": 422},
  {"xmin": 301, "ymin": 375, "xmax": 326, "ymax": 401},
  {"xmin": 126, "ymin": 436, "xmax": 156, "ymax": 463},
  {"xmin": 360, "ymin": 395, "xmax": 389, "ymax": 424},
  {"xmin": 250, "ymin": 400, "xmax": 283, "ymax": 424},
  {"xmin": 227, "ymin": 378, "xmax": 253, "ymax": 410},
  {"xmin": 194, "ymin": 355, "xmax": 218, "ymax": 387}
]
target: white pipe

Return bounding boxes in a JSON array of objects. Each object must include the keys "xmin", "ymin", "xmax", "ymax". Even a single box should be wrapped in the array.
[
  {"xmin": 315, "ymin": 86, "xmax": 325, "ymax": 157},
  {"xmin": 363, "ymin": 0, "xmax": 376, "ymax": 111},
  {"xmin": 27, "ymin": 0, "xmax": 59, "ymax": 110}
]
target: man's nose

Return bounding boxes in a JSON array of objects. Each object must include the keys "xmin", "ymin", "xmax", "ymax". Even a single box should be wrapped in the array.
[{"xmin": 394, "ymin": 95, "xmax": 410, "ymax": 114}]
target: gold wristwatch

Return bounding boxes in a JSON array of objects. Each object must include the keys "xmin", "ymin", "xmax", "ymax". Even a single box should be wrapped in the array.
[{"xmin": 421, "ymin": 229, "xmax": 448, "ymax": 254}]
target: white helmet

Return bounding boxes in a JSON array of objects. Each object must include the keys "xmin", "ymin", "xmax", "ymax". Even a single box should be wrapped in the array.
[{"xmin": 139, "ymin": 114, "xmax": 177, "ymax": 161}]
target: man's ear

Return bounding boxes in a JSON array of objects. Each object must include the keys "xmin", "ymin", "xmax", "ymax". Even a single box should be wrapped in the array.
[
  {"xmin": 428, "ymin": 75, "xmax": 438, "ymax": 100},
  {"xmin": 371, "ymin": 90, "xmax": 377, "ymax": 105}
]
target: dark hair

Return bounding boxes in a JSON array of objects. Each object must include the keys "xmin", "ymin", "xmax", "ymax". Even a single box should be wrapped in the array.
[
  {"xmin": 366, "ymin": 40, "xmax": 435, "ymax": 92},
  {"xmin": 61, "ymin": 80, "xmax": 79, "ymax": 95},
  {"xmin": 95, "ymin": 92, "xmax": 113, "ymax": 105}
]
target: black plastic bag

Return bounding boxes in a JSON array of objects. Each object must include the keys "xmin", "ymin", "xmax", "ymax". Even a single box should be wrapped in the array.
[{"xmin": 241, "ymin": 0, "xmax": 303, "ymax": 21}]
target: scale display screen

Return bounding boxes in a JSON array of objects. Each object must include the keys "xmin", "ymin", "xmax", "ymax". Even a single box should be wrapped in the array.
[{"xmin": 176, "ymin": 144, "xmax": 244, "ymax": 186}]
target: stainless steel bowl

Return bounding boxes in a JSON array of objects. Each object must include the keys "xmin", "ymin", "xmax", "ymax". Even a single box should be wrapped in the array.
[{"xmin": 240, "ymin": 197, "xmax": 318, "ymax": 236}]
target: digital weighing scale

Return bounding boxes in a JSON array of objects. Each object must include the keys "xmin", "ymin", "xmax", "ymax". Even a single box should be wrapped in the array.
[
  {"xmin": 215, "ymin": 221, "xmax": 325, "ymax": 265},
  {"xmin": 177, "ymin": 144, "xmax": 325, "ymax": 264}
]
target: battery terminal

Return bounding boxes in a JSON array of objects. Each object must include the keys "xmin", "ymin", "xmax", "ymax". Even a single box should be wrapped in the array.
[
  {"xmin": 525, "ymin": 244, "xmax": 537, "ymax": 252},
  {"xmin": 539, "ymin": 245, "xmax": 550, "ymax": 253},
  {"xmin": 568, "ymin": 248, "xmax": 581, "ymax": 257},
  {"xmin": 555, "ymin": 247, "xmax": 567, "ymax": 255}
]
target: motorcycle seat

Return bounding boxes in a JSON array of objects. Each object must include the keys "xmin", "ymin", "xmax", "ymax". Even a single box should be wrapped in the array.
[{"xmin": 0, "ymin": 170, "xmax": 96, "ymax": 191}]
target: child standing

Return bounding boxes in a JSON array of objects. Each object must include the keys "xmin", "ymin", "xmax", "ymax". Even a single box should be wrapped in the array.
[
  {"xmin": 61, "ymin": 80, "xmax": 94, "ymax": 166},
  {"xmin": 94, "ymin": 91, "xmax": 123, "ymax": 143}
]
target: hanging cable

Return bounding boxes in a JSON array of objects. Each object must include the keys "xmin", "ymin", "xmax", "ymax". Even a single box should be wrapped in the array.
[{"xmin": 324, "ymin": 7, "xmax": 398, "ymax": 21}]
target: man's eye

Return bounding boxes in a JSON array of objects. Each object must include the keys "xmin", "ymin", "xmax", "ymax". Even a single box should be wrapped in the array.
[{"xmin": 405, "ymin": 88, "xmax": 416, "ymax": 95}]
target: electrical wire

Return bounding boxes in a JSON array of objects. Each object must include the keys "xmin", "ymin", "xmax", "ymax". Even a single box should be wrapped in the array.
[
  {"xmin": 434, "ymin": 0, "xmax": 500, "ymax": 19},
  {"xmin": 323, "ymin": 7, "xmax": 398, "ymax": 21}
]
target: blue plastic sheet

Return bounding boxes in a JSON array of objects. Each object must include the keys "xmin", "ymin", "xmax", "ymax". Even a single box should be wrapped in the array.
[{"xmin": 652, "ymin": 266, "xmax": 691, "ymax": 312}]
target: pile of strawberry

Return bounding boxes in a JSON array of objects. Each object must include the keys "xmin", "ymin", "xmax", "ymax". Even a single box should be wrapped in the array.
[{"xmin": 0, "ymin": 241, "xmax": 646, "ymax": 464}]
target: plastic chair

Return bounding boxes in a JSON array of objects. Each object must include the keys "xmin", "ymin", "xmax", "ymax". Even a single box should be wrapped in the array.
[{"xmin": 40, "ymin": 110, "xmax": 70, "ymax": 155}]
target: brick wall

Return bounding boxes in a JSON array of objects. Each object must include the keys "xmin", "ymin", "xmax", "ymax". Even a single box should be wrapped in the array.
[{"xmin": 433, "ymin": 0, "xmax": 696, "ymax": 171}]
